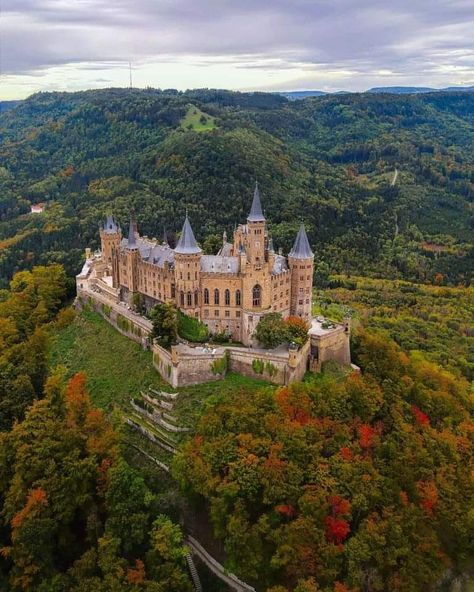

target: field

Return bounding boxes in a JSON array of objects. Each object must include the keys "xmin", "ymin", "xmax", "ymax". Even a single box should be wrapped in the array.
[{"xmin": 179, "ymin": 104, "xmax": 216, "ymax": 131}]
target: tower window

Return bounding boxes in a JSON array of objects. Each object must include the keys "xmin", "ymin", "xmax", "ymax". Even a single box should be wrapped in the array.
[
  {"xmin": 204, "ymin": 288, "xmax": 209, "ymax": 304},
  {"xmin": 214, "ymin": 289, "xmax": 220, "ymax": 305},
  {"xmin": 252, "ymin": 284, "xmax": 262, "ymax": 307},
  {"xmin": 187, "ymin": 292, "xmax": 192, "ymax": 306},
  {"xmin": 180, "ymin": 292, "xmax": 184, "ymax": 306},
  {"xmin": 225, "ymin": 289, "xmax": 230, "ymax": 306},
  {"xmin": 195, "ymin": 291, "xmax": 199, "ymax": 305},
  {"xmin": 235, "ymin": 290, "xmax": 241, "ymax": 306}
]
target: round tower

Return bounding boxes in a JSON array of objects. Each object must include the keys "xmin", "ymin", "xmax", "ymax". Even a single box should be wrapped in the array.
[
  {"xmin": 288, "ymin": 224, "xmax": 314, "ymax": 321},
  {"xmin": 100, "ymin": 214, "xmax": 122, "ymax": 287},
  {"xmin": 174, "ymin": 215, "xmax": 202, "ymax": 318},
  {"xmin": 100, "ymin": 214, "xmax": 121, "ymax": 266}
]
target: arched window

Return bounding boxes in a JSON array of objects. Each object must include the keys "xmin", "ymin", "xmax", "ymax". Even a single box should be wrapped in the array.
[
  {"xmin": 180, "ymin": 291, "xmax": 184, "ymax": 306},
  {"xmin": 187, "ymin": 292, "xmax": 192, "ymax": 306},
  {"xmin": 252, "ymin": 284, "xmax": 261, "ymax": 307},
  {"xmin": 225, "ymin": 289, "xmax": 230, "ymax": 306},
  {"xmin": 204, "ymin": 288, "xmax": 209, "ymax": 304},
  {"xmin": 235, "ymin": 290, "xmax": 241, "ymax": 306},
  {"xmin": 194, "ymin": 291, "xmax": 199, "ymax": 306},
  {"xmin": 187, "ymin": 272, "xmax": 190, "ymax": 280},
  {"xmin": 214, "ymin": 289, "xmax": 220, "ymax": 305}
]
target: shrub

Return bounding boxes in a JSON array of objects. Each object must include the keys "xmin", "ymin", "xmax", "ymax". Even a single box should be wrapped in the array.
[
  {"xmin": 55, "ymin": 307, "xmax": 76, "ymax": 328},
  {"xmin": 252, "ymin": 359, "xmax": 265, "ymax": 374},
  {"xmin": 211, "ymin": 355, "xmax": 227, "ymax": 376},
  {"xmin": 212, "ymin": 330, "xmax": 231, "ymax": 343},
  {"xmin": 177, "ymin": 311, "xmax": 209, "ymax": 343},
  {"xmin": 265, "ymin": 361, "xmax": 278, "ymax": 378}
]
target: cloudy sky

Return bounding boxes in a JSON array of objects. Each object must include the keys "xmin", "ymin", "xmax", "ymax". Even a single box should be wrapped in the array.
[{"xmin": 1, "ymin": 0, "xmax": 473, "ymax": 99}]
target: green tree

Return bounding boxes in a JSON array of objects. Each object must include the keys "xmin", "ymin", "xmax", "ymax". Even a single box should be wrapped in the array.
[
  {"xmin": 254, "ymin": 313, "xmax": 289, "ymax": 349},
  {"xmin": 149, "ymin": 303, "xmax": 178, "ymax": 349}
]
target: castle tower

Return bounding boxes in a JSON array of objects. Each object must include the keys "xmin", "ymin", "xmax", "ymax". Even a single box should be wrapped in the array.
[
  {"xmin": 125, "ymin": 213, "xmax": 140, "ymax": 298},
  {"xmin": 288, "ymin": 224, "xmax": 314, "ymax": 320},
  {"xmin": 100, "ymin": 214, "xmax": 122, "ymax": 287},
  {"xmin": 100, "ymin": 214, "xmax": 121, "ymax": 265},
  {"xmin": 174, "ymin": 214, "xmax": 202, "ymax": 317},
  {"xmin": 246, "ymin": 182, "xmax": 266, "ymax": 266}
]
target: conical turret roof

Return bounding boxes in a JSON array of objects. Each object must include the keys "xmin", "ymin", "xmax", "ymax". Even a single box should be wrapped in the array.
[
  {"xmin": 247, "ymin": 181, "xmax": 265, "ymax": 222},
  {"xmin": 289, "ymin": 224, "xmax": 313, "ymax": 259},
  {"xmin": 103, "ymin": 214, "xmax": 119, "ymax": 234},
  {"xmin": 127, "ymin": 213, "xmax": 138, "ymax": 249},
  {"xmin": 174, "ymin": 215, "xmax": 201, "ymax": 254}
]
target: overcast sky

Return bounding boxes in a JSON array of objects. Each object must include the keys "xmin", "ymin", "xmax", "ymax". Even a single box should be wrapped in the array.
[{"xmin": 1, "ymin": 0, "xmax": 473, "ymax": 99}]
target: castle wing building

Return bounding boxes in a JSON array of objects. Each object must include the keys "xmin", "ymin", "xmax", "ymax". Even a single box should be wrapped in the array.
[{"xmin": 98, "ymin": 184, "xmax": 314, "ymax": 345}]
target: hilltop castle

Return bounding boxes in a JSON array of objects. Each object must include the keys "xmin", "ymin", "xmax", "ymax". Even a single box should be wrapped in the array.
[{"xmin": 97, "ymin": 183, "xmax": 314, "ymax": 346}]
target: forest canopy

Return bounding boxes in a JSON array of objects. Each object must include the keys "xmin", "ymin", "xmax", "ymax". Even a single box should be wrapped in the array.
[{"xmin": 0, "ymin": 88, "xmax": 473, "ymax": 287}]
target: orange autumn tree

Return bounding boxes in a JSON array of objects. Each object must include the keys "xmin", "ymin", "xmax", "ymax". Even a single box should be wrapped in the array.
[
  {"xmin": 174, "ymin": 331, "xmax": 474, "ymax": 591},
  {"xmin": 0, "ymin": 372, "xmax": 191, "ymax": 592}
]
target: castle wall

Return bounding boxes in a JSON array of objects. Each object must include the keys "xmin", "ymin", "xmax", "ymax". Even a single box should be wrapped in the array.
[
  {"xmin": 76, "ymin": 289, "xmax": 152, "ymax": 348},
  {"xmin": 310, "ymin": 326, "xmax": 351, "ymax": 372},
  {"xmin": 75, "ymin": 288, "xmax": 349, "ymax": 390},
  {"xmin": 152, "ymin": 343, "xmax": 226, "ymax": 388},
  {"xmin": 226, "ymin": 342, "xmax": 309, "ymax": 385}
]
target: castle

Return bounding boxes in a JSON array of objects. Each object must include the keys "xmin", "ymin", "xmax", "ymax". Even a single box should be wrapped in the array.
[{"xmin": 97, "ymin": 183, "xmax": 314, "ymax": 346}]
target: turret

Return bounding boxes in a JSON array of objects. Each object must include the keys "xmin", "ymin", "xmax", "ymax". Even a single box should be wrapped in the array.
[
  {"xmin": 174, "ymin": 214, "xmax": 202, "ymax": 316},
  {"xmin": 288, "ymin": 224, "xmax": 314, "ymax": 320},
  {"xmin": 99, "ymin": 214, "xmax": 122, "ymax": 287}
]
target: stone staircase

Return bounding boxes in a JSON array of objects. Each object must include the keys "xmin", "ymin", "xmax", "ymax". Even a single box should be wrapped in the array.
[
  {"xmin": 186, "ymin": 552, "xmax": 203, "ymax": 592},
  {"xmin": 124, "ymin": 387, "xmax": 190, "ymax": 466}
]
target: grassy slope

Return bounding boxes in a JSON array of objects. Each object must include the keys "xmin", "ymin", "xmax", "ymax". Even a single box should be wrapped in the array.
[
  {"xmin": 180, "ymin": 104, "xmax": 216, "ymax": 131},
  {"xmin": 49, "ymin": 308, "xmax": 269, "ymax": 424}
]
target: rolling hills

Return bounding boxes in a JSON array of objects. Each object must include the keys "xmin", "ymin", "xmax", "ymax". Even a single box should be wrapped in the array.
[{"xmin": 0, "ymin": 87, "xmax": 473, "ymax": 287}]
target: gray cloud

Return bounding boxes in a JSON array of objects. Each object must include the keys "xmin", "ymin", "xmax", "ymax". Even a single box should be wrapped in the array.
[{"xmin": 1, "ymin": 0, "xmax": 473, "ymax": 91}]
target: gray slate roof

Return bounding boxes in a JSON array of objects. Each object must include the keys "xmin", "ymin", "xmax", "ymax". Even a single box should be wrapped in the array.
[
  {"xmin": 142, "ymin": 243, "xmax": 175, "ymax": 266},
  {"xmin": 217, "ymin": 242, "xmax": 233, "ymax": 257},
  {"xmin": 103, "ymin": 214, "xmax": 119, "ymax": 234},
  {"xmin": 127, "ymin": 216, "xmax": 138, "ymax": 249},
  {"xmin": 201, "ymin": 256, "xmax": 239, "ymax": 274},
  {"xmin": 289, "ymin": 224, "xmax": 313, "ymax": 259},
  {"xmin": 174, "ymin": 216, "xmax": 202, "ymax": 254},
  {"xmin": 247, "ymin": 182, "xmax": 265, "ymax": 222},
  {"xmin": 272, "ymin": 254, "xmax": 289, "ymax": 274}
]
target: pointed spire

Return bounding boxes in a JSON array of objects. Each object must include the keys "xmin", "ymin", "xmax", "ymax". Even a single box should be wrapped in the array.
[
  {"xmin": 268, "ymin": 237, "xmax": 274, "ymax": 252},
  {"xmin": 103, "ymin": 213, "xmax": 118, "ymax": 234},
  {"xmin": 289, "ymin": 224, "xmax": 313, "ymax": 259},
  {"xmin": 174, "ymin": 214, "xmax": 201, "ymax": 254},
  {"xmin": 247, "ymin": 181, "xmax": 265, "ymax": 222},
  {"xmin": 163, "ymin": 226, "xmax": 168, "ymax": 245},
  {"xmin": 127, "ymin": 213, "xmax": 138, "ymax": 249}
]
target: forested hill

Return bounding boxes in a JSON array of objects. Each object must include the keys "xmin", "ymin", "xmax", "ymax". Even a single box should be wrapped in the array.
[{"xmin": 0, "ymin": 87, "xmax": 473, "ymax": 287}]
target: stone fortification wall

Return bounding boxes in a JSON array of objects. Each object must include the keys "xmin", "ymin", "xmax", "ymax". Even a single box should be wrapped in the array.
[
  {"xmin": 76, "ymin": 290, "xmax": 152, "ymax": 348},
  {"xmin": 310, "ymin": 326, "xmax": 350, "ymax": 372},
  {"xmin": 152, "ymin": 344, "xmax": 226, "ymax": 388}
]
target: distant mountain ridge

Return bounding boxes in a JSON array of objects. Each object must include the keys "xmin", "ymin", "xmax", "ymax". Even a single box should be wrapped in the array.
[{"xmin": 278, "ymin": 85, "xmax": 474, "ymax": 99}]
